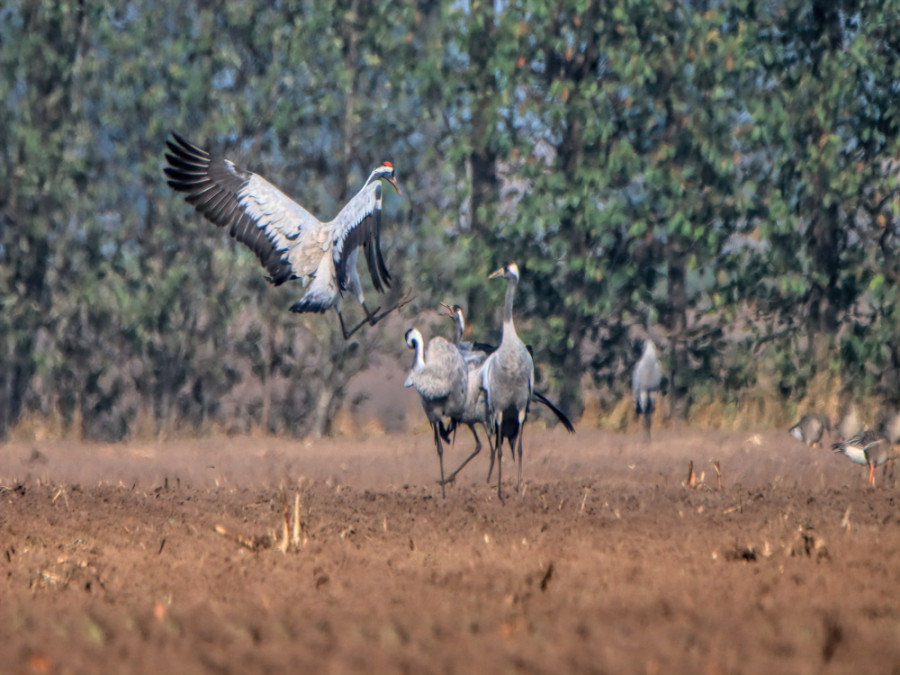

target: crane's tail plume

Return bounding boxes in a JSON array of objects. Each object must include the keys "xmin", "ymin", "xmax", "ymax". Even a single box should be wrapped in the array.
[{"xmin": 532, "ymin": 392, "xmax": 575, "ymax": 433}]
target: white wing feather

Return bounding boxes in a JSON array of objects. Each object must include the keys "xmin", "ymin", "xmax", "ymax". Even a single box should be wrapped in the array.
[{"xmin": 238, "ymin": 173, "xmax": 329, "ymax": 281}]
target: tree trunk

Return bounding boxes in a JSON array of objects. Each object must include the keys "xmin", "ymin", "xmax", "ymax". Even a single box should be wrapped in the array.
[
  {"xmin": 310, "ymin": 383, "xmax": 335, "ymax": 438},
  {"xmin": 666, "ymin": 242, "xmax": 690, "ymax": 421}
]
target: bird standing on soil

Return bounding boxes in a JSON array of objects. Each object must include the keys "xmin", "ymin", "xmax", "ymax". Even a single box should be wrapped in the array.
[
  {"xmin": 789, "ymin": 412, "xmax": 831, "ymax": 448},
  {"xmin": 832, "ymin": 428, "xmax": 897, "ymax": 487},
  {"xmin": 403, "ymin": 327, "xmax": 468, "ymax": 497},
  {"xmin": 632, "ymin": 338, "xmax": 663, "ymax": 440},
  {"xmin": 164, "ymin": 132, "xmax": 405, "ymax": 338},
  {"xmin": 481, "ymin": 263, "xmax": 534, "ymax": 499},
  {"xmin": 438, "ymin": 303, "xmax": 574, "ymax": 487}
]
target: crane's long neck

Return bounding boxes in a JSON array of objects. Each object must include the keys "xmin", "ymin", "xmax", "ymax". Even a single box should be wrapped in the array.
[
  {"xmin": 501, "ymin": 276, "xmax": 518, "ymax": 344},
  {"xmin": 413, "ymin": 336, "xmax": 425, "ymax": 370},
  {"xmin": 453, "ymin": 312, "xmax": 465, "ymax": 347}
]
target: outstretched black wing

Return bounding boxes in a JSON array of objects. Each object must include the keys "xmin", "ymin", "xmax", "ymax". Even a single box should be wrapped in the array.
[{"xmin": 164, "ymin": 132, "xmax": 322, "ymax": 286}]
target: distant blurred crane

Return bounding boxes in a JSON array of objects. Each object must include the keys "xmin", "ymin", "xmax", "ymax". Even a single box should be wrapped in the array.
[
  {"xmin": 632, "ymin": 338, "xmax": 663, "ymax": 441},
  {"xmin": 164, "ymin": 132, "xmax": 405, "ymax": 338}
]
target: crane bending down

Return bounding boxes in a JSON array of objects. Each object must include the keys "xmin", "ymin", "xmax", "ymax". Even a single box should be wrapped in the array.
[
  {"xmin": 164, "ymin": 132, "xmax": 406, "ymax": 339},
  {"xmin": 632, "ymin": 339, "xmax": 663, "ymax": 440},
  {"xmin": 439, "ymin": 303, "xmax": 573, "ymax": 487},
  {"xmin": 403, "ymin": 328, "xmax": 468, "ymax": 498},
  {"xmin": 481, "ymin": 262, "xmax": 534, "ymax": 500}
]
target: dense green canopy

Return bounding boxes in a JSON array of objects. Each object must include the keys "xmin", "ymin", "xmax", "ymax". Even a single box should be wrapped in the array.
[{"xmin": 2, "ymin": 1, "xmax": 898, "ymax": 440}]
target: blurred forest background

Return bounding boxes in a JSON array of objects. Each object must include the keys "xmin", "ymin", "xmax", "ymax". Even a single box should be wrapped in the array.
[{"xmin": 2, "ymin": 0, "xmax": 899, "ymax": 442}]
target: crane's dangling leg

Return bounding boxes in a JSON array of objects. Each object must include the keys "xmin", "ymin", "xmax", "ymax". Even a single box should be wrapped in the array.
[
  {"xmin": 364, "ymin": 291, "xmax": 414, "ymax": 326},
  {"xmin": 336, "ymin": 308, "xmax": 354, "ymax": 340},
  {"xmin": 340, "ymin": 292, "xmax": 414, "ymax": 340}
]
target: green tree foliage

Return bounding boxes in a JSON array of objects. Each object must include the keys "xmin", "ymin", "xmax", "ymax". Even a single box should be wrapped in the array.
[
  {"xmin": 743, "ymin": 1, "xmax": 900, "ymax": 409},
  {"xmin": 1, "ymin": 0, "xmax": 898, "ymax": 440}
]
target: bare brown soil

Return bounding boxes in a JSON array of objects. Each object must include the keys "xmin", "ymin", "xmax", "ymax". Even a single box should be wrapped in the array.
[{"xmin": 2, "ymin": 428, "xmax": 899, "ymax": 675}]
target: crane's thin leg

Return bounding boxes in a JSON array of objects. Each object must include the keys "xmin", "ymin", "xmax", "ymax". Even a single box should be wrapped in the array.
[
  {"xmin": 485, "ymin": 416, "xmax": 498, "ymax": 484},
  {"xmin": 336, "ymin": 308, "xmax": 353, "ymax": 340},
  {"xmin": 366, "ymin": 290, "xmax": 414, "ymax": 325},
  {"xmin": 443, "ymin": 424, "xmax": 487, "ymax": 485},
  {"xmin": 495, "ymin": 424, "xmax": 504, "ymax": 503},
  {"xmin": 340, "ymin": 314, "xmax": 368, "ymax": 340},
  {"xmin": 486, "ymin": 437, "xmax": 497, "ymax": 484},
  {"xmin": 340, "ymin": 292, "xmax": 414, "ymax": 339},
  {"xmin": 433, "ymin": 422, "xmax": 446, "ymax": 498},
  {"xmin": 515, "ymin": 417, "xmax": 525, "ymax": 497}
]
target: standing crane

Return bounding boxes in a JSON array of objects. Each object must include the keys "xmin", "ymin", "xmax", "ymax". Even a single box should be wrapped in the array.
[
  {"xmin": 439, "ymin": 303, "xmax": 574, "ymax": 487},
  {"xmin": 632, "ymin": 338, "xmax": 663, "ymax": 441},
  {"xmin": 403, "ymin": 328, "xmax": 468, "ymax": 497},
  {"xmin": 163, "ymin": 132, "xmax": 405, "ymax": 339},
  {"xmin": 481, "ymin": 262, "xmax": 534, "ymax": 499}
]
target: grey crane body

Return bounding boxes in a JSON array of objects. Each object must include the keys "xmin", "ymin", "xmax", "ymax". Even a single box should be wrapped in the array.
[
  {"xmin": 403, "ymin": 328, "xmax": 468, "ymax": 497},
  {"xmin": 481, "ymin": 263, "xmax": 534, "ymax": 499},
  {"xmin": 163, "ymin": 132, "xmax": 403, "ymax": 338},
  {"xmin": 789, "ymin": 412, "xmax": 831, "ymax": 448},
  {"xmin": 632, "ymin": 339, "xmax": 662, "ymax": 439}
]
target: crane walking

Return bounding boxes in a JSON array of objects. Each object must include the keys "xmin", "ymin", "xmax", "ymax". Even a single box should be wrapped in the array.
[
  {"xmin": 403, "ymin": 328, "xmax": 468, "ymax": 497},
  {"xmin": 164, "ymin": 132, "xmax": 405, "ymax": 338}
]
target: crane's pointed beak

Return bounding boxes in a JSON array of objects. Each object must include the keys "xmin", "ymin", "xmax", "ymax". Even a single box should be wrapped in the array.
[
  {"xmin": 439, "ymin": 302, "xmax": 455, "ymax": 316},
  {"xmin": 386, "ymin": 176, "xmax": 402, "ymax": 196},
  {"xmin": 488, "ymin": 267, "xmax": 504, "ymax": 279}
]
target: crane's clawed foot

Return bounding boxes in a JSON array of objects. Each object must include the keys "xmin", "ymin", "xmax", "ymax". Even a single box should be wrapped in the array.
[
  {"xmin": 437, "ymin": 474, "xmax": 457, "ymax": 487},
  {"xmin": 439, "ymin": 462, "xmax": 469, "ymax": 486}
]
